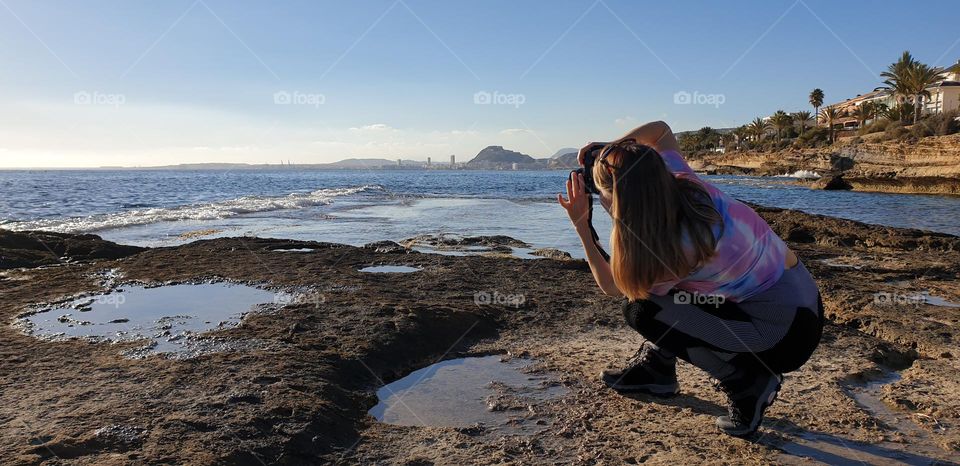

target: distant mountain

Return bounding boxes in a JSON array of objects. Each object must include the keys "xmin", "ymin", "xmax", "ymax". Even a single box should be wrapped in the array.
[
  {"xmin": 548, "ymin": 152, "xmax": 579, "ymax": 169},
  {"xmin": 466, "ymin": 146, "xmax": 538, "ymax": 169},
  {"xmin": 326, "ymin": 158, "xmax": 398, "ymax": 168},
  {"xmin": 550, "ymin": 147, "xmax": 578, "ymax": 159}
]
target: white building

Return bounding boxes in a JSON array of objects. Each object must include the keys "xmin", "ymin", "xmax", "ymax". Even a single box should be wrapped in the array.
[{"xmin": 924, "ymin": 63, "xmax": 960, "ymax": 115}]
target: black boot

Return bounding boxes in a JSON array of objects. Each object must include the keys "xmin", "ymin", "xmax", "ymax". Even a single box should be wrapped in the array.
[
  {"xmin": 714, "ymin": 370, "xmax": 783, "ymax": 437},
  {"xmin": 600, "ymin": 341, "xmax": 679, "ymax": 396}
]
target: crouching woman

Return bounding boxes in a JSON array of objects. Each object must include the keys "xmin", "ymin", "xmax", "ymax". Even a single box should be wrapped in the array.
[{"xmin": 557, "ymin": 121, "xmax": 823, "ymax": 437}]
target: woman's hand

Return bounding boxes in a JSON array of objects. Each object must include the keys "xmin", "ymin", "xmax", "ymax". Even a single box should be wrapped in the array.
[{"xmin": 557, "ymin": 172, "xmax": 591, "ymax": 230}]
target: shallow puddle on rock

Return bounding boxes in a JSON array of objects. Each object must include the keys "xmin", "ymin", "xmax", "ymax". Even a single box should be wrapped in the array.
[
  {"xmin": 922, "ymin": 295, "xmax": 960, "ymax": 308},
  {"xmin": 359, "ymin": 265, "xmax": 421, "ymax": 273},
  {"xmin": 271, "ymin": 248, "xmax": 315, "ymax": 252},
  {"xmin": 778, "ymin": 368, "xmax": 957, "ymax": 465},
  {"xmin": 20, "ymin": 283, "xmax": 276, "ymax": 357},
  {"xmin": 369, "ymin": 355, "xmax": 567, "ymax": 435}
]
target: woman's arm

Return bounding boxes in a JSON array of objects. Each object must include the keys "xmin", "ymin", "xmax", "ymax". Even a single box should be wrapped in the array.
[
  {"xmin": 558, "ymin": 172, "xmax": 623, "ymax": 297},
  {"xmin": 576, "ymin": 120, "xmax": 681, "ymax": 166},
  {"xmin": 615, "ymin": 120, "xmax": 680, "ymax": 154}
]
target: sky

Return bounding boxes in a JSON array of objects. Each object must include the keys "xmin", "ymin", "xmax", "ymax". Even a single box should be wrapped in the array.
[{"xmin": 0, "ymin": 0, "xmax": 958, "ymax": 168}]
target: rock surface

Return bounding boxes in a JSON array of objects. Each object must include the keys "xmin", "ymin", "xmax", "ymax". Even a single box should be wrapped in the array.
[
  {"xmin": 0, "ymin": 230, "xmax": 144, "ymax": 269},
  {"xmin": 690, "ymin": 133, "xmax": 960, "ymax": 195},
  {"xmin": 1, "ymin": 210, "xmax": 960, "ymax": 464}
]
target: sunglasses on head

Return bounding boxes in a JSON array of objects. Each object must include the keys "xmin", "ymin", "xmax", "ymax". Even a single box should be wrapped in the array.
[{"xmin": 597, "ymin": 138, "xmax": 637, "ymax": 172}]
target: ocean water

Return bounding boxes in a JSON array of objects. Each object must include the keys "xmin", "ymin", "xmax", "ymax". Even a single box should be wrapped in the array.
[{"xmin": 1, "ymin": 169, "xmax": 958, "ymax": 258}]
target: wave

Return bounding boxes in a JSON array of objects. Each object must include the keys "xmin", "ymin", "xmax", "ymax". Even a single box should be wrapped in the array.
[
  {"xmin": 5, "ymin": 185, "xmax": 383, "ymax": 234},
  {"xmin": 775, "ymin": 170, "xmax": 821, "ymax": 179}
]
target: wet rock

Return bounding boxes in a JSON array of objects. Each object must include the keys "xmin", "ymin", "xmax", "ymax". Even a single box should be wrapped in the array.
[
  {"xmin": 363, "ymin": 240, "xmax": 408, "ymax": 254},
  {"xmin": 0, "ymin": 229, "xmax": 144, "ymax": 269},
  {"xmin": 816, "ymin": 173, "xmax": 853, "ymax": 190},
  {"xmin": 530, "ymin": 248, "xmax": 572, "ymax": 260}
]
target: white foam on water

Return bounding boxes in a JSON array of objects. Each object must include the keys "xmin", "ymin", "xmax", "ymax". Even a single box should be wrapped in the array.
[
  {"xmin": 775, "ymin": 170, "xmax": 821, "ymax": 179},
  {"xmin": 3, "ymin": 185, "xmax": 382, "ymax": 233}
]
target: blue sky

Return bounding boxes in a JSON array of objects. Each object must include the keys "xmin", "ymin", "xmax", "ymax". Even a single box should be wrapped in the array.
[{"xmin": 1, "ymin": 0, "xmax": 958, "ymax": 167}]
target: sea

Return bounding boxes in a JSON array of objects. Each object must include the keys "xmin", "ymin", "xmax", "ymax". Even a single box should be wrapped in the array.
[{"xmin": 2, "ymin": 169, "xmax": 958, "ymax": 258}]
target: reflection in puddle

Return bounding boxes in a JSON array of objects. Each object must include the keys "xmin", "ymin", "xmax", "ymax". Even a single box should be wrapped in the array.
[
  {"xmin": 923, "ymin": 295, "xmax": 960, "ymax": 308},
  {"xmin": 271, "ymin": 248, "xmax": 315, "ymax": 253},
  {"xmin": 359, "ymin": 265, "xmax": 422, "ymax": 273},
  {"xmin": 19, "ymin": 283, "xmax": 276, "ymax": 358},
  {"xmin": 369, "ymin": 356, "xmax": 567, "ymax": 435}
]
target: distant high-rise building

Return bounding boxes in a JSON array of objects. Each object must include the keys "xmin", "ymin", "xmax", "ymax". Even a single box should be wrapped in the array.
[
  {"xmin": 397, "ymin": 158, "xmax": 402, "ymax": 167},
  {"xmin": 450, "ymin": 155, "xmax": 456, "ymax": 168},
  {"xmin": 427, "ymin": 157, "xmax": 431, "ymax": 168}
]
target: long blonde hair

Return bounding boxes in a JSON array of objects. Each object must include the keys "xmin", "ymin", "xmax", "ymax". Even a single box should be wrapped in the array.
[{"xmin": 593, "ymin": 142, "xmax": 722, "ymax": 300}]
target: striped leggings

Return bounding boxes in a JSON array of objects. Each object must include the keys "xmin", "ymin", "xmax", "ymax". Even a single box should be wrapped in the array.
[{"xmin": 623, "ymin": 262, "xmax": 824, "ymax": 379}]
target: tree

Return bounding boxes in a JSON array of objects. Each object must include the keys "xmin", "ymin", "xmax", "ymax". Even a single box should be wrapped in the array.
[
  {"xmin": 881, "ymin": 51, "xmax": 945, "ymax": 123},
  {"xmin": 793, "ymin": 111, "xmax": 813, "ymax": 136},
  {"xmin": 853, "ymin": 103, "xmax": 876, "ymax": 128},
  {"xmin": 906, "ymin": 62, "xmax": 945, "ymax": 122},
  {"xmin": 884, "ymin": 103, "xmax": 914, "ymax": 124},
  {"xmin": 748, "ymin": 118, "xmax": 770, "ymax": 142},
  {"xmin": 770, "ymin": 110, "xmax": 792, "ymax": 141},
  {"xmin": 818, "ymin": 106, "xmax": 840, "ymax": 144},
  {"xmin": 809, "ymin": 88, "xmax": 825, "ymax": 117},
  {"xmin": 731, "ymin": 126, "xmax": 749, "ymax": 150}
]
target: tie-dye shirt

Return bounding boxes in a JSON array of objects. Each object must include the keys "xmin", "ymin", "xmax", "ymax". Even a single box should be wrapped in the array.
[{"xmin": 647, "ymin": 150, "xmax": 788, "ymax": 302}]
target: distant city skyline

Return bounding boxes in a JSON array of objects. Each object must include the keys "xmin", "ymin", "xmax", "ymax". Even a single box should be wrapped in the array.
[{"xmin": 1, "ymin": 0, "xmax": 959, "ymax": 168}]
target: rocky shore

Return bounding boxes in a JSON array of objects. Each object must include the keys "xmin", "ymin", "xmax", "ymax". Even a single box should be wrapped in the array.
[
  {"xmin": 1, "ymin": 207, "xmax": 960, "ymax": 464},
  {"xmin": 689, "ymin": 133, "xmax": 960, "ymax": 195}
]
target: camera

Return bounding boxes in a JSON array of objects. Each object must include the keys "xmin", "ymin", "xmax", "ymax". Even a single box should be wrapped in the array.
[{"xmin": 571, "ymin": 144, "xmax": 606, "ymax": 195}]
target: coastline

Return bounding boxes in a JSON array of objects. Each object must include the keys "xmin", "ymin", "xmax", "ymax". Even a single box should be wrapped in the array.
[
  {"xmin": 1, "ymin": 206, "xmax": 960, "ymax": 463},
  {"xmin": 689, "ymin": 133, "xmax": 960, "ymax": 196}
]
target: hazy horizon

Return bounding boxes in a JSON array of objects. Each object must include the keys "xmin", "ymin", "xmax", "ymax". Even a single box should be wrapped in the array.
[{"xmin": 2, "ymin": 0, "xmax": 959, "ymax": 168}]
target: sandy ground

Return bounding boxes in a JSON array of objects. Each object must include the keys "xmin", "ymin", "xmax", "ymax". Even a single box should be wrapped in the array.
[{"xmin": 1, "ymin": 206, "xmax": 959, "ymax": 465}]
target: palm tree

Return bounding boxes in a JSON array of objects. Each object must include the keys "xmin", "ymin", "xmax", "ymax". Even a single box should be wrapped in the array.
[
  {"xmin": 748, "ymin": 117, "xmax": 770, "ymax": 142},
  {"xmin": 793, "ymin": 111, "xmax": 813, "ymax": 136},
  {"xmin": 809, "ymin": 88, "xmax": 825, "ymax": 117},
  {"xmin": 881, "ymin": 51, "xmax": 945, "ymax": 123},
  {"xmin": 770, "ymin": 110, "xmax": 792, "ymax": 141},
  {"xmin": 731, "ymin": 126, "xmax": 749, "ymax": 150},
  {"xmin": 884, "ymin": 103, "xmax": 914, "ymax": 124},
  {"xmin": 818, "ymin": 106, "xmax": 840, "ymax": 144},
  {"xmin": 906, "ymin": 62, "xmax": 945, "ymax": 122},
  {"xmin": 853, "ymin": 103, "xmax": 876, "ymax": 128}
]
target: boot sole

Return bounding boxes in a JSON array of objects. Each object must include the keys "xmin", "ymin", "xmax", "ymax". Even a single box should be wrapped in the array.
[
  {"xmin": 717, "ymin": 375, "xmax": 782, "ymax": 437},
  {"xmin": 600, "ymin": 375, "xmax": 679, "ymax": 396}
]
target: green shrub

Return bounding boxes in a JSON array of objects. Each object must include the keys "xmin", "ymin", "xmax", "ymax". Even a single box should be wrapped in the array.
[
  {"xmin": 884, "ymin": 121, "xmax": 907, "ymax": 141},
  {"xmin": 797, "ymin": 126, "xmax": 829, "ymax": 147},
  {"xmin": 930, "ymin": 111, "xmax": 960, "ymax": 136},
  {"xmin": 910, "ymin": 122, "xmax": 934, "ymax": 139},
  {"xmin": 868, "ymin": 119, "xmax": 889, "ymax": 133}
]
